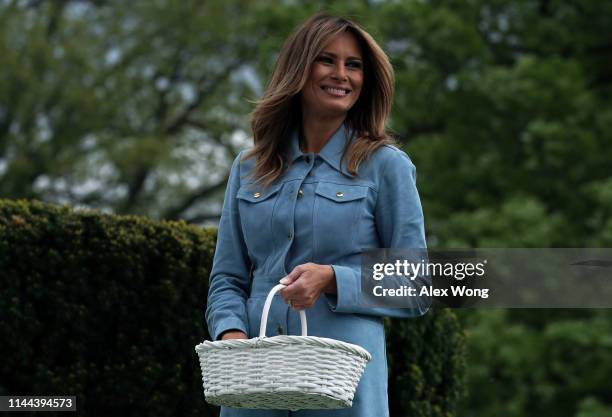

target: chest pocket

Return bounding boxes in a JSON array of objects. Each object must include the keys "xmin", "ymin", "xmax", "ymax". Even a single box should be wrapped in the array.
[
  {"xmin": 313, "ymin": 182, "xmax": 369, "ymax": 255},
  {"xmin": 236, "ymin": 182, "xmax": 283, "ymax": 256}
]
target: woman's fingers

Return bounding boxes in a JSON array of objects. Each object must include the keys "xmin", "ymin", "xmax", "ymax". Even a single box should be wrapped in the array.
[
  {"xmin": 283, "ymin": 285, "xmax": 309, "ymax": 305},
  {"xmin": 280, "ymin": 277, "xmax": 306, "ymax": 302},
  {"xmin": 289, "ymin": 300, "xmax": 308, "ymax": 310},
  {"xmin": 279, "ymin": 263, "xmax": 329, "ymax": 308},
  {"xmin": 220, "ymin": 330, "xmax": 248, "ymax": 340},
  {"xmin": 287, "ymin": 296, "xmax": 315, "ymax": 310},
  {"xmin": 286, "ymin": 297, "xmax": 307, "ymax": 306},
  {"xmin": 279, "ymin": 264, "xmax": 305, "ymax": 285}
]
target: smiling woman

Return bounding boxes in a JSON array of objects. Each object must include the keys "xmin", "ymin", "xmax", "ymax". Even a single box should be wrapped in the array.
[
  {"xmin": 205, "ymin": 11, "xmax": 428, "ymax": 417},
  {"xmin": 243, "ymin": 12, "xmax": 396, "ymax": 187},
  {"xmin": 300, "ymin": 32, "xmax": 364, "ymax": 128}
]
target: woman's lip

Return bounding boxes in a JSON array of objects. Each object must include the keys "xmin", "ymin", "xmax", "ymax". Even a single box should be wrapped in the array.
[
  {"xmin": 320, "ymin": 86, "xmax": 351, "ymax": 97},
  {"xmin": 321, "ymin": 85, "xmax": 351, "ymax": 93}
]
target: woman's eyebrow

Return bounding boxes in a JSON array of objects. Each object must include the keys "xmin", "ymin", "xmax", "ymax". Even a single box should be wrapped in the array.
[{"xmin": 320, "ymin": 51, "xmax": 362, "ymax": 61}]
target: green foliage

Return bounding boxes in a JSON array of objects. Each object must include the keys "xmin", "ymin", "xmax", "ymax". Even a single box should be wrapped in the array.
[
  {"xmin": 0, "ymin": 198, "xmax": 217, "ymax": 416},
  {"xmin": 457, "ymin": 310, "xmax": 612, "ymax": 417},
  {"xmin": 0, "ymin": 199, "xmax": 465, "ymax": 416},
  {"xmin": 387, "ymin": 309, "xmax": 466, "ymax": 417},
  {"xmin": 0, "ymin": 0, "xmax": 280, "ymax": 219}
]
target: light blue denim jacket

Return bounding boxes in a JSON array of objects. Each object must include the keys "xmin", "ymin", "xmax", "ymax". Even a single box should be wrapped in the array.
[{"xmin": 205, "ymin": 122, "xmax": 428, "ymax": 417}]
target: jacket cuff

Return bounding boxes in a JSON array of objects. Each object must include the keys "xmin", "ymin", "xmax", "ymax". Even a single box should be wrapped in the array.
[
  {"xmin": 325, "ymin": 265, "xmax": 361, "ymax": 313},
  {"xmin": 211, "ymin": 317, "xmax": 248, "ymax": 341}
]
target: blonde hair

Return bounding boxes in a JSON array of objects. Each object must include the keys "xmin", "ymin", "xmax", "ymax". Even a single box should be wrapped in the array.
[{"xmin": 245, "ymin": 12, "xmax": 397, "ymax": 188}]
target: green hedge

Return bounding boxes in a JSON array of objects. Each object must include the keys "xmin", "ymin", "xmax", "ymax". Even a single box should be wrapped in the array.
[{"xmin": 0, "ymin": 198, "xmax": 464, "ymax": 417}]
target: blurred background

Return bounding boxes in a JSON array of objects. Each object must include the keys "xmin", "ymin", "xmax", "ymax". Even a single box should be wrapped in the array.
[{"xmin": 1, "ymin": 0, "xmax": 611, "ymax": 416}]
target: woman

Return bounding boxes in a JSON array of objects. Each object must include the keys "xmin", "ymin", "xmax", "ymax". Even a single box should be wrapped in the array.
[{"xmin": 205, "ymin": 12, "xmax": 429, "ymax": 417}]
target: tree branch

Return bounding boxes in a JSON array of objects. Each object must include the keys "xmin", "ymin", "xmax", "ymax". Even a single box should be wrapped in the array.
[
  {"xmin": 164, "ymin": 58, "xmax": 247, "ymax": 136},
  {"xmin": 118, "ymin": 51, "xmax": 189, "ymax": 213},
  {"xmin": 183, "ymin": 212, "xmax": 223, "ymax": 225},
  {"xmin": 118, "ymin": 164, "xmax": 151, "ymax": 213},
  {"xmin": 46, "ymin": 0, "xmax": 66, "ymax": 38},
  {"xmin": 162, "ymin": 174, "xmax": 230, "ymax": 220},
  {"xmin": 155, "ymin": 49, "xmax": 187, "ymax": 131},
  {"xmin": 120, "ymin": 53, "xmax": 245, "ymax": 212}
]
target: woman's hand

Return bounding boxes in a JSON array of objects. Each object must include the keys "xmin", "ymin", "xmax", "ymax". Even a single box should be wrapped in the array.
[
  {"xmin": 220, "ymin": 330, "xmax": 247, "ymax": 340},
  {"xmin": 279, "ymin": 263, "xmax": 337, "ymax": 310}
]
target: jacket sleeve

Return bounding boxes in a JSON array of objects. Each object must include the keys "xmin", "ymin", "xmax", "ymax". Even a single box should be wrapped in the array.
[
  {"xmin": 326, "ymin": 148, "xmax": 431, "ymax": 318},
  {"xmin": 205, "ymin": 151, "xmax": 252, "ymax": 340}
]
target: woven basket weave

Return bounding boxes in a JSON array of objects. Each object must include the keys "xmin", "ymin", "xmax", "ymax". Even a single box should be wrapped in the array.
[{"xmin": 195, "ymin": 284, "xmax": 372, "ymax": 410}]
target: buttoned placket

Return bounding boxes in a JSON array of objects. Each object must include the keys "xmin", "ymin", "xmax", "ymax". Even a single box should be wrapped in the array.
[
  {"xmin": 280, "ymin": 152, "xmax": 316, "ymax": 277},
  {"xmin": 270, "ymin": 152, "xmax": 315, "ymax": 338}
]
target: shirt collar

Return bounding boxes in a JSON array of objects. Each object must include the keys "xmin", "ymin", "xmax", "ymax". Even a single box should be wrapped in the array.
[{"xmin": 288, "ymin": 122, "xmax": 356, "ymax": 177}]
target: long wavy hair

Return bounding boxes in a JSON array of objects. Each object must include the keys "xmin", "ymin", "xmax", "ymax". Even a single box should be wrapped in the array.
[{"xmin": 244, "ymin": 12, "xmax": 397, "ymax": 188}]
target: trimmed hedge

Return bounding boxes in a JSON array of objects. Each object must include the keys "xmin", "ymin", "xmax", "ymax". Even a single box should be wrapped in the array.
[{"xmin": 0, "ymin": 199, "xmax": 464, "ymax": 416}]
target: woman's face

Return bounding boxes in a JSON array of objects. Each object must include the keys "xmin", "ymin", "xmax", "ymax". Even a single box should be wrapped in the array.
[{"xmin": 300, "ymin": 31, "xmax": 364, "ymax": 119}]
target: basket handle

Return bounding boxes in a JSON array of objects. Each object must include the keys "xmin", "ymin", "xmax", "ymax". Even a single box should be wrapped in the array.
[{"xmin": 259, "ymin": 284, "xmax": 307, "ymax": 338}]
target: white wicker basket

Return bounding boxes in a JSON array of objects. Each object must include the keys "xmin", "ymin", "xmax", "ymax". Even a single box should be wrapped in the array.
[{"xmin": 195, "ymin": 284, "xmax": 372, "ymax": 411}]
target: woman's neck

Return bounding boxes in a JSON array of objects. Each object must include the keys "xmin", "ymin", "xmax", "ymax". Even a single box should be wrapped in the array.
[{"xmin": 300, "ymin": 115, "xmax": 345, "ymax": 154}]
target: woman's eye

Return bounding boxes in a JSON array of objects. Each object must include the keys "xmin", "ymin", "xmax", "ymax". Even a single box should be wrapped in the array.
[{"xmin": 317, "ymin": 56, "xmax": 362, "ymax": 69}]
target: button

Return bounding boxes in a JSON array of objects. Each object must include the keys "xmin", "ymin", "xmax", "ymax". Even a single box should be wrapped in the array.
[
  {"xmin": 253, "ymin": 192, "xmax": 261, "ymax": 198},
  {"xmin": 288, "ymin": 232, "xmax": 293, "ymax": 239},
  {"xmin": 336, "ymin": 191, "xmax": 344, "ymax": 198},
  {"xmin": 298, "ymin": 189, "xmax": 304, "ymax": 198}
]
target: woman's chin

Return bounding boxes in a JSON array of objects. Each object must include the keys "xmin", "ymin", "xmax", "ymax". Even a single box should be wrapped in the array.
[{"xmin": 313, "ymin": 103, "xmax": 351, "ymax": 117}]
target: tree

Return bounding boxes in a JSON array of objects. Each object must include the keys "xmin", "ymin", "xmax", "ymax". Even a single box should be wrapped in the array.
[{"xmin": 0, "ymin": 0, "xmax": 280, "ymax": 222}]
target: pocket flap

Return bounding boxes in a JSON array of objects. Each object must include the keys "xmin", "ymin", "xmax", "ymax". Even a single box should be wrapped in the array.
[
  {"xmin": 236, "ymin": 182, "xmax": 283, "ymax": 203},
  {"xmin": 315, "ymin": 182, "xmax": 368, "ymax": 202}
]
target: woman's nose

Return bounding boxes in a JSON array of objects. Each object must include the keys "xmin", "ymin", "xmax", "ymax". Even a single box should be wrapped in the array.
[{"xmin": 333, "ymin": 63, "xmax": 347, "ymax": 80}]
